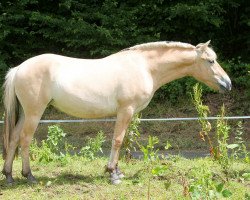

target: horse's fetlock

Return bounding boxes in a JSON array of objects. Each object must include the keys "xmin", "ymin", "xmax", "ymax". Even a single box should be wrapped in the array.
[
  {"xmin": 2, "ymin": 168, "xmax": 11, "ymax": 176},
  {"xmin": 2, "ymin": 169, "xmax": 7, "ymax": 176},
  {"xmin": 105, "ymin": 165, "xmax": 115, "ymax": 173},
  {"xmin": 21, "ymin": 170, "xmax": 31, "ymax": 178}
]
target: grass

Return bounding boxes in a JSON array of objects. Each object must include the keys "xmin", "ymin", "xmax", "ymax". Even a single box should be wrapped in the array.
[{"xmin": 0, "ymin": 155, "xmax": 249, "ymax": 200}]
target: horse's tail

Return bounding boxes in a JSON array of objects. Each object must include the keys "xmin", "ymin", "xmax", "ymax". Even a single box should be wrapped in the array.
[{"xmin": 3, "ymin": 67, "xmax": 20, "ymax": 160}]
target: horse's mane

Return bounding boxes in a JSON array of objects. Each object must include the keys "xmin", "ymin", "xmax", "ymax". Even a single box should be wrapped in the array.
[{"xmin": 122, "ymin": 41, "xmax": 195, "ymax": 51}]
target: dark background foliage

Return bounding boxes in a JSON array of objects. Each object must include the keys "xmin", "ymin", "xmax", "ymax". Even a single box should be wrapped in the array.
[{"xmin": 0, "ymin": 0, "xmax": 249, "ymax": 101}]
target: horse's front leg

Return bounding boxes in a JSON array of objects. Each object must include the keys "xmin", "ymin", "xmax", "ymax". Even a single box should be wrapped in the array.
[{"xmin": 107, "ymin": 106, "xmax": 134, "ymax": 184}]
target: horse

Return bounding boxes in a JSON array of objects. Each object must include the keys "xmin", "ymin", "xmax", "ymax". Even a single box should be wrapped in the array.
[{"xmin": 2, "ymin": 40, "xmax": 231, "ymax": 185}]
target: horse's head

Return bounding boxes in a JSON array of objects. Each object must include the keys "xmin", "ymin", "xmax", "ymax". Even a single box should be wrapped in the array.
[{"xmin": 192, "ymin": 41, "xmax": 231, "ymax": 93}]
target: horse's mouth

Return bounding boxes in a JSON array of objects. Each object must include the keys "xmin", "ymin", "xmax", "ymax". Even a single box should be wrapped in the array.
[{"xmin": 218, "ymin": 78, "xmax": 232, "ymax": 93}]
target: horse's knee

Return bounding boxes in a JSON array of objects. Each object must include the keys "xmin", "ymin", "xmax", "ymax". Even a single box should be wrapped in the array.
[
  {"xmin": 113, "ymin": 138, "xmax": 123, "ymax": 149},
  {"xmin": 19, "ymin": 135, "xmax": 32, "ymax": 147}
]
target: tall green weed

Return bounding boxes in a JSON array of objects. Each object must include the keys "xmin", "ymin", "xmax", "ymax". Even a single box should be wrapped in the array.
[
  {"xmin": 192, "ymin": 84, "xmax": 249, "ymax": 173},
  {"xmin": 137, "ymin": 135, "xmax": 171, "ymax": 200},
  {"xmin": 123, "ymin": 113, "xmax": 141, "ymax": 161},
  {"xmin": 79, "ymin": 131, "xmax": 106, "ymax": 160}
]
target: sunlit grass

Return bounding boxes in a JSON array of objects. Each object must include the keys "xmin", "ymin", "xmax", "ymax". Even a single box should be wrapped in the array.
[{"xmin": 0, "ymin": 156, "xmax": 249, "ymax": 200}]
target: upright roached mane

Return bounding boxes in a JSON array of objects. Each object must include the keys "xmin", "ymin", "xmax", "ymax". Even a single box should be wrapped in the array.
[
  {"xmin": 2, "ymin": 40, "xmax": 231, "ymax": 185},
  {"xmin": 122, "ymin": 41, "xmax": 195, "ymax": 51}
]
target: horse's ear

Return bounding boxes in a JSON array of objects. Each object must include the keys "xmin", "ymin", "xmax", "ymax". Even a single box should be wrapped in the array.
[{"xmin": 196, "ymin": 40, "xmax": 211, "ymax": 52}]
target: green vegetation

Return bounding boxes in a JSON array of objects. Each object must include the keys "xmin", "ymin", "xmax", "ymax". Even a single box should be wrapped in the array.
[
  {"xmin": 192, "ymin": 84, "xmax": 249, "ymax": 169},
  {"xmin": 30, "ymin": 125, "xmax": 74, "ymax": 164},
  {"xmin": 30, "ymin": 125, "xmax": 106, "ymax": 163},
  {"xmin": 229, "ymin": 121, "xmax": 249, "ymax": 163},
  {"xmin": 123, "ymin": 113, "xmax": 141, "ymax": 161},
  {"xmin": 137, "ymin": 135, "xmax": 170, "ymax": 200},
  {"xmin": 0, "ymin": 1, "xmax": 249, "ymax": 104},
  {"xmin": 79, "ymin": 131, "xmax": 106, "ymax": 160}
]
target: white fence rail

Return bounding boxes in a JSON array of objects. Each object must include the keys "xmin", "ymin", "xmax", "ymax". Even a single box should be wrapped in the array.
[{"xmin": 0, "ymin": 116, "xmax": 249, "ymax": 124}]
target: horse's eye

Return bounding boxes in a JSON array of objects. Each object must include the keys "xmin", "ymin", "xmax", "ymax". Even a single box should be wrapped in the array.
[{"xmin": 208, "ymin": 60, "xmax": 214, "ymax": 64}]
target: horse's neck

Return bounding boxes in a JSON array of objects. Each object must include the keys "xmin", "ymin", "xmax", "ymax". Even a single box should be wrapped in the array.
[{"xmin": 144, "ymin": 48, "xmax": 196, "ymax": 91}]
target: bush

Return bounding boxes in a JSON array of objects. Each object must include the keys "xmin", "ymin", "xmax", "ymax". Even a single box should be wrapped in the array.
[{"xmin": 222, "ymin": 58, "xmax": 250, "ymax": 96}]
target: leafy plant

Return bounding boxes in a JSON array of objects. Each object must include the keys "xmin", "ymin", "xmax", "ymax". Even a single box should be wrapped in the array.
[
  {"xmin": 46, "ymin": 125, "xmax": 67, "ymax": 154},
  {"xmin": 192, "ymin": 84, "xmax": 243, "ymax": 174},
  {"xmin": 79, "ymin": 131, "xmax": 106, "ymax": 160},
  {"xmin": 123, "ymin": 113, "xmax": 141, "ymax": 161},
  {"xmin": 214, "ymin": 105, "xmax": 231, "ymax": 172},
  {"xmin": 228, "ymin": 121, "xmax": 250, "ymax": 163},
  {"xmin": 30, "ymin": 125, "xmax": 73, "ymax": 164},
  {"xmin": 30, "ymin": 139, "xmax": 54, "ymax": 163},
  {"xmin": 137, "ymin": 135, "xmax": 170, "ymax": 200},
  {"xmin": 189, "ymin": 166, "xmax": 232, "ymax": 199},
  {"xmin": 137, "ymin": 135, "xmax": 159, "ymax": 162},
  {"xmin": 223, "ymin": 58, "xmax": 250, "ymax": 91},
  {"xmin": 191, "ymin": 84, "xmax": 214, "ymax": 156}
]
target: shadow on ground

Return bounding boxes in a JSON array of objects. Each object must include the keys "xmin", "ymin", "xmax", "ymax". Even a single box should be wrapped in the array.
[{"xmin": 0, "ymin": 172, "xmax": 109, "ymax": 190}]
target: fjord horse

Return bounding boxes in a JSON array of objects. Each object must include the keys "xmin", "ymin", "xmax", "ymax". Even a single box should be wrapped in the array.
[{"xmin": 2, "ymin": 41, "xmax": 231, "ymax": 184}]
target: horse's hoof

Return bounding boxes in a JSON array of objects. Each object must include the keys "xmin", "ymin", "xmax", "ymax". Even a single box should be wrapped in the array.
[
  {"xmin": 112, "ymin": 178, "xmax": 122, "ymax": 185},
  {"xmin": 22, "ymin": 171, "xmax": 37, "ymax": 184},
  {"xmin": 110, "ymin": 172, "xmax": 122, "ymax": 185},
  {"xmin": 27, "ymin": 173, "xmax": 37, "ymax": 184},
  {"xmin": 116, "ymin": 168, "xmax": 125, "ymax": 179},
  {"xmin": 6, "ymin": 175, "xmax": 15, "ymax": 185},
  {"xmin": 28, "ymin": 177, "xmax": 37, "ymax": 184},
  {"xmin": 118, "ymin": 173, "xmax": 125, "ymax": 179}
]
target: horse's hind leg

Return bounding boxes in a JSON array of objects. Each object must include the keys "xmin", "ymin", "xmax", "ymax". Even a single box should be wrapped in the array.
[
  {"xmin": 2, "ymin": 109, "xmax": 44, "ymax": 184},
  {"xmin": 19, "ymin": 113, "xmax": 43, "ymax": 183},
  {"xmin": 2, "ymin": 115, "xmax": 25, "ymax": 184},
  {"xmin": 18, "ymin": 100, "xmax": 48, "ymax": 183}
]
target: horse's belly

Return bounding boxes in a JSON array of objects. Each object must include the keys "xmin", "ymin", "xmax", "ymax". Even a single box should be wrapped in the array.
[{"xmin": 51, "ymin": 92, "xmax": 118, "ymax": 118}]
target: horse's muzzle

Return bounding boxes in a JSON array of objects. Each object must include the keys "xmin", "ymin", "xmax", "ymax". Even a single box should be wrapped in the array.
[{"xmin": 218, "ymin": 77, "xmax": 232, "ymax": 93}]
